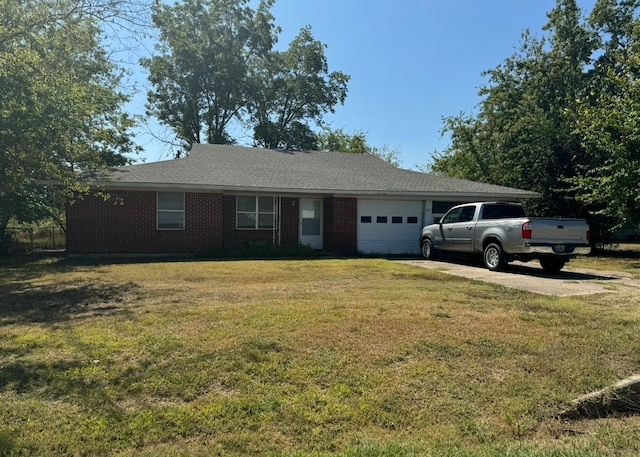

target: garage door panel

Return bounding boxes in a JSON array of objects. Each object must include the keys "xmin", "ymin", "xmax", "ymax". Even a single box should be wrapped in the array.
[{"xmin": 357, "ymin": 200, "xmax": 423, "ymax": 254}]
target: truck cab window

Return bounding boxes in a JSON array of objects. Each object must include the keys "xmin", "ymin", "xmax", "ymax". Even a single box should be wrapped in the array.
[
  {"xmin": 441, "ymin": 208, "xmax": 462, "ymax": 224},
  {"xmin": 459, "ymin": 206, "xmax": 476, "ymax": 222},
  {"xmin": 482, "ymin": 204, "xmax": 526, "ymax": 219}
]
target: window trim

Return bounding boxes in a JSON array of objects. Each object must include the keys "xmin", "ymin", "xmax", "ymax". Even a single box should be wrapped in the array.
[
  {"xmin": 236, "ymin": 195, "xmax": 276, "ymax": 230},
  {"xmin": 157, "ymin": 192, "xmax": 185, "ymax": 230}
]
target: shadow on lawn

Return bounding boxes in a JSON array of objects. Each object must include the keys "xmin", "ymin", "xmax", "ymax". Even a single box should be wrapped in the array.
[
  {"xmin": 0, "ymin": 280, "xmax": 140, "ymax": 325},
  {"xmin": 0, "ymin": 254, "xmax": 142, "ymax": 325},
  {"xmin": 0, "ymin": 282, "xmax": 139, "ymax": 325}
]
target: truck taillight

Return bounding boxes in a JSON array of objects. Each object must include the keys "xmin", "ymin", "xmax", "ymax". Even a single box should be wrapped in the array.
[
  {"xmin": 587, "ymin": 230, "xmax": 590, "ymax": 241},
  {"xmin": 522, "ymin": 221, "xmax": 532, "ymax": 239}
]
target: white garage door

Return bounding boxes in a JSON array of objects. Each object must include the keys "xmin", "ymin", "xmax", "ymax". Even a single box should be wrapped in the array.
[{"xmin": 357, "ymin": 199, "xmax": 423, "ymax": 254}]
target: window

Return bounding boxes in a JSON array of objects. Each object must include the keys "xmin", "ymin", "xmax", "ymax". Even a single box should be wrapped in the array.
[
  {"xmin": 360, "ymin": 216, "xmax": 372, "ymax": 223},
  {"xmin": 392, "ymin": 216, "xmax": 403, "ymax": 224},
  {"xmin": 459, "ymin": 206, "xmax": 476, "ymax": 223},
  {"xmin": 236, "ymin": 196, "xmax": 275, "ymax": 229},
  {"xmin": 441, "ymin": 207, "xmax": 462, "ymax": 224},
  {"xmin": 157, "ymin": 192, "xmax": 185, "ymax": 230},
  {"xmin": 407, "ymin": 216, "xmax": 418, "ymax": 224},
  {"xmin": 481, "ymin": 204, "xmax": 526, "ymax": 220},
  {"xmin": 376, "ymin": 216, "xmax": 388, "ymax": 223}
]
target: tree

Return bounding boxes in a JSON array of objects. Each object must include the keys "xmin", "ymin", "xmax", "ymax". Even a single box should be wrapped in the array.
[
  {"xmin": 142, "ymin": 1, "xmax": 349, "ymax": 153},
  {"xmin": 142, "ymin": 0, "xmax": 279, "ymax": 151},
  {"xmin": 432, "ymin": 0, "xmax": 604, "ymax": 222},
  {"xmin": 569, "ymin": 0, "xmax": 640, "ymax": 233},
  {"xmin": 317, "ymin": 128, "xmax": 402, "ymax": 167},
  {"xmin": 433, "ymin": 0, "xmax": 640, "ymax": 238},
  {"xmin": 249, "ymin": 26, "xmax": 349, "ymax": 150},
  {"xmin": 0, "ymin": 0, "xmax": 140, "ymax": 254}
]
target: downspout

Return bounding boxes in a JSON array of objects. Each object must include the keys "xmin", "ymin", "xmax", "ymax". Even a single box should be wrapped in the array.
[
  {"xmin": 272, "ymin": 195, "xmax": 276, "ymax": 246},
  {"xmin": 278, "ymin": 196, "xmax": 282, "ymax": 246}
]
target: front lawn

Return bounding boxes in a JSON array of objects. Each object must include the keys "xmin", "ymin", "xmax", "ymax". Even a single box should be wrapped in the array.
[{"xmin": 1, "ymin": 257, "xmax": 639, "ymax": 456}]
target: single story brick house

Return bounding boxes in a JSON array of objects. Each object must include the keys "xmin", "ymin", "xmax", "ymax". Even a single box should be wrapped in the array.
[{"xmin": 66, "ymin": 144, "xmax": 539, "ymax": 255}]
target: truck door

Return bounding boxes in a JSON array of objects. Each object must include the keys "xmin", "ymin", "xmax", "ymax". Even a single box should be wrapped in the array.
[
  {"xmin": 445, "ymin": 205, "xmax": 476, "ymax": 252},
  {"xmin": 434, "ymin": 207, "xmax": 462, "ymax": 250}
]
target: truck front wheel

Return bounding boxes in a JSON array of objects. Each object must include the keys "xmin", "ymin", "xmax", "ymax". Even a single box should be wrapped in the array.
[
  {"xmin": 484, "ymin": 243, "xmax": 506, "ymax": 271},
  {"xmin": 539, "ymin": 257, "xmax": 566, "ymax": 274},
  {"xmin": 421, "ymin": 238, "xmax": 436, "ymax": 260}
]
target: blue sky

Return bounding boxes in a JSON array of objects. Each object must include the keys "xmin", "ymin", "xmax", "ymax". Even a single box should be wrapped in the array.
[{"xmin": 131, "ymin": 0, "xmax": 597, "ymax": 169}]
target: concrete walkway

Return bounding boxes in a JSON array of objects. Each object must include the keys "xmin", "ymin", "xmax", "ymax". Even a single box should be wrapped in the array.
[{"xmin": 396, "ymin": 259, "xmax": 640, "ymax": 296}]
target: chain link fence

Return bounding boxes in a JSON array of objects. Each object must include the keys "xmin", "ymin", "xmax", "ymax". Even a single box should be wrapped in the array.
[{"xmin": 6, "ymin": 226, "xmax": 66, "ymax": 252}]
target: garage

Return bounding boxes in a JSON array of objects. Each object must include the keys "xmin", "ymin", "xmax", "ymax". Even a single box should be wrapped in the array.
[{"xmin": 357, "ymin": 199, "xmax": 424, "ymax": 254}]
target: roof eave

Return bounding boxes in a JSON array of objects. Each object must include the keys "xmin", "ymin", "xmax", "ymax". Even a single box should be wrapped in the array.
[{"xmin": 98, "ymin": 181, "xmax": 541, "ymax": 199}]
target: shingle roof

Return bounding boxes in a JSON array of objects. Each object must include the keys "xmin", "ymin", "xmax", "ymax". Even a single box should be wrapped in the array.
[{"xmin": 105, "ymin": 144, "xmax": 540, "ymax": 199}]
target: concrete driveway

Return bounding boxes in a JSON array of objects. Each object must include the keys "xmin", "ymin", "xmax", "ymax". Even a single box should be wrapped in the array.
[{"xmin": 396, "ymin": 258, "xmax": 640, "ymax": 296}]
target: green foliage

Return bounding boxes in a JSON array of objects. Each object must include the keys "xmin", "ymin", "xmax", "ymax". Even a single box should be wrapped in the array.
[
  {"xmin": 569, "ymin": 0, "xmax": 640, "ymax": 232},
  {"xmin": 142, "ymin": 0, "xmax": 349, "ymax": 153},
  {"xmin": 142, "ymin": 0, "xmax": 278, "ymax": 149},
  {"xmin": 250, "ymin": 26, "xmax": 350, "ymax": 150},
  {"xmin": 317, "ymin": 128, "xmax": 402, "ymax": 167},
  {"xmin": 0, "ymin": 0, "xmax": 140, "ymax": 253},
  {"xmin": 432, "ymin": 0, "xmax": 640, "ymax": 237}
]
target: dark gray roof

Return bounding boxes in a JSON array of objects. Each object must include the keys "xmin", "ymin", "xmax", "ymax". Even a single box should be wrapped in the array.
[{"xmin": 105, "ymin": 144, "xmax": 540, "ymax": 199}]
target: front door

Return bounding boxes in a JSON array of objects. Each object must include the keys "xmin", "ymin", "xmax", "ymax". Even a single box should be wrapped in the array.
[{"xmin": 300, "ymin": 199, "xmax": 323, "ymax": 249}]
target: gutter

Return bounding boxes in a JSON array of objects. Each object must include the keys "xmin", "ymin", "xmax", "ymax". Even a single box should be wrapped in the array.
[{"xmin": 97, "ymin": 181, "xmax": 541, "ymax": 200}]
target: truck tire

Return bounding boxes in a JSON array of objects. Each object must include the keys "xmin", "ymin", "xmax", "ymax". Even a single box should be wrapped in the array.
[
  {"xmin": 483, "ymin": 243, "xmax": 505, "ymax": 271},
  {"xmin": 539, "ymin": 257, "xmax": 566, "ymax": 274},
  {"xmin": 421, "ymin": 238, "xmax": 436, "ymax": 260}
]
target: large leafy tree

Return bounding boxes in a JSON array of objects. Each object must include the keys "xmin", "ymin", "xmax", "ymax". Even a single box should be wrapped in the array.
[
  {"xmin": 142, "ymin": 0, "xmax": 279, "ymax": 150},
  {"xmin": 570, "ymin": 0, "xmax": 640, "ymax": 232},
  {"xmin": 0, "ymin": 0, "xmax": 140, "ymax": 253},
  {"xmin": 142, "ymin": 0, "xmax": 349, "ymax": 153},
  {"xmin": 249, "ymin": 26, "xmax": 350, "ymax": 150},
  {"xmin": 433, "ymin": 0, "xmax": 598, "ymax": 220},
  {"xmin": 429, "ymin": 0, "xmax": 640, "ymax": 239},
  {"xmin": 434, "ymin": 0, "xmax": 640, "ymax": 238}
]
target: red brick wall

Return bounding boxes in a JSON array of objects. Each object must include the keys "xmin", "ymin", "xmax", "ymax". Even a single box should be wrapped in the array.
[
  {"xmin": 222, "ymin": 196, "xmax": 299, "ymax": 251},
  {"xmin": 67, "ymin": 191, "xmax": 359, "ymax": 255},
  {"xmin": 323, "ymin": 197, "xmax": 357, "ymax": 255},
  {"xmin": 66, "ymin": 190, "xmax": 223, "ymax": 254}
]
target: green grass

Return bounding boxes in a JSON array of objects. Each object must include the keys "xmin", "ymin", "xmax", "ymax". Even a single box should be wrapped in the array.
[
  {"xmin": 1, "ymin": 257, "xmax": 639, "ymax": 456},
  {"xmin": 570, "ymin": 243, "xmax": 640, "ymax": 277}
]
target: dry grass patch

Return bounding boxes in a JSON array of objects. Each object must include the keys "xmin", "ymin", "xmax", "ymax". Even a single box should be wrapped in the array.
[{"xmin": 0, "ymin": 257, "xmax": 639, "ymax": 456}]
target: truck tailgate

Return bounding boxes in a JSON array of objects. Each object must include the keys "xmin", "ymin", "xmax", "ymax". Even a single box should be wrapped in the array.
[{"xmin": 529, "ymin": 218, "xmax": 589, "ymax": 243}]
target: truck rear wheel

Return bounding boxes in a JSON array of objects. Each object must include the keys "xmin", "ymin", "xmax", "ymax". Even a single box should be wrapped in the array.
[
  {"xmin": 539, "ymin": 257, "xmax": 566, "ymax": 274},
  {"xmin": 484, "ymin": 243, "xmax": 505, "ymax": 271},
  {"xmin": 421, "ymin": 238, "xmax": 436, "ymax": 260}
]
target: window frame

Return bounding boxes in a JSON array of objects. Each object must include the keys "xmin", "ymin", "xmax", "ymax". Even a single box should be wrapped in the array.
[
  {"xmin": 157, "ymin": 192, "xmax": 185, "ymax": 230},
  {"xmin": 236, "ymin": 195, "xmax": 276, "ymax": 230}
]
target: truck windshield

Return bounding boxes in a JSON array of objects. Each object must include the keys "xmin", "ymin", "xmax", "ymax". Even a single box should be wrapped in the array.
[{"xmin": 481, "ymin": 204, "xmax": 526, "ymax": 220}]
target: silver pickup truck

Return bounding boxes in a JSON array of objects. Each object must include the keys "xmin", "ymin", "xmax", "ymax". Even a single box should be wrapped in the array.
[{"xmin": 420, "ymin": 202, "xmax": 591, "ymax": 273}]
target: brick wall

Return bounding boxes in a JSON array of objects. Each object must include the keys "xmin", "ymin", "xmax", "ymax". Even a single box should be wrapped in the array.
[
  {"xmin": 66, "ymin": 190, "xmax": 223, "ymax": 254},
  {"xmin": 323, "ymin": 197, "xmax": 357, "ymax": 255},
  {"xmin": 222, "ymin": 195, "xmax": 299, "ymax": 251},
  {"xmin": 67, "ymin": 191, "xmax": 359, "ymax": 255}
]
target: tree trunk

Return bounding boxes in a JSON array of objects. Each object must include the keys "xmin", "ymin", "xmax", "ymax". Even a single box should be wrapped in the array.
[{"xmin": 0, "ymin": 217, "xmax": 13, "ymax": 256}]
